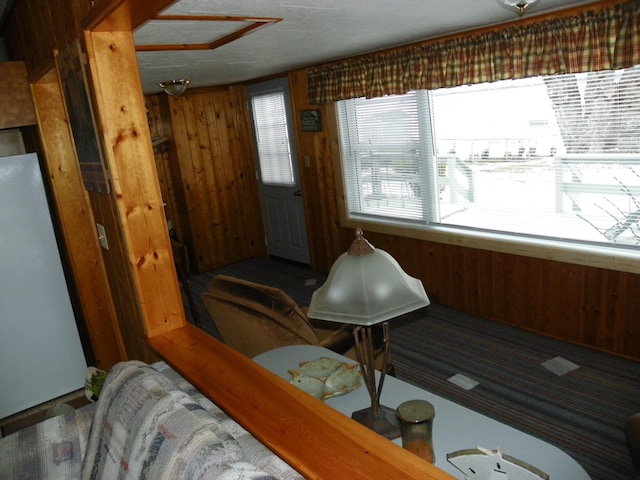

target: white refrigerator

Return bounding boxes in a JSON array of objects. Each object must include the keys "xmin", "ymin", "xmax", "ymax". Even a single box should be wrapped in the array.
[{"xmin": 0, "ymin": 153, "xmax": 87, "ymax": 418}]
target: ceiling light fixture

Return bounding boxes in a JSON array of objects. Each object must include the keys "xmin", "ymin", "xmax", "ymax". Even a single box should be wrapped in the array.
[
  {"xmin": 499, "ymin": 0, "xmax": 540, "ymax": 14},
  {"xmin": 158, "ymin": 79, "xmax": 190, "ymax": 98}
]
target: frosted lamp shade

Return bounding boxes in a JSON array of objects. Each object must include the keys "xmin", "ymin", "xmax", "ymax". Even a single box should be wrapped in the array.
[{"xmin": 307, "ymin": 249, "xmax": 430, "ymax": 326}]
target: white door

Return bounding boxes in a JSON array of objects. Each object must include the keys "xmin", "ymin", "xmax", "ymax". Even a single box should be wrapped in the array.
[{"xmin": 247, "ymin": 78, "xmax": 310, "ymax": 265}]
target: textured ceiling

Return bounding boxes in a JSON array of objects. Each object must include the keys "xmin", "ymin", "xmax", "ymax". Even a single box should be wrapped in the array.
[
  {"xmin": 1, "ymin": 0, "xmax": 603, "ymax": 94},
  {"xmin": 135, "ymin": 0, "xmax": 600, "ymax": 94}
]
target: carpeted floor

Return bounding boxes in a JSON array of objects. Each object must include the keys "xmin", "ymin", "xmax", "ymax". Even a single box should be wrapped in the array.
[{"xmin": 182, "ymin": 256, "xmax": 640, "ymax": 480}]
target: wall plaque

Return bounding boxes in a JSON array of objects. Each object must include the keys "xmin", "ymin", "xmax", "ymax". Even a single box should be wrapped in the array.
[{"xmin": 300, "ymin": 109, "xmax": 322, "ymax": 132}]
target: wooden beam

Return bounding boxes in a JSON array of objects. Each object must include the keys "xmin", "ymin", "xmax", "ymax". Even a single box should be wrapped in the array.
[
  {"xmin": 83, "ymin": 0, "xmax": 176, "ymax": 32},
  {"xmin": 0, "ymin": 62, "xmax": 36, "ymax": 129},
  {"xmin": 148, "ymin": 325, "xmax": 455, "ymax": 480},
  {"xmin": 30, "ymin": 68, "xmax": 127, "ymax": 368},
  {"xmin": 84, "ymin": 28, "xmax": 186, "ymax": 338},
  {"xmin": 151, "ymin": 14, "xmax": 281, "ymax": 23}
]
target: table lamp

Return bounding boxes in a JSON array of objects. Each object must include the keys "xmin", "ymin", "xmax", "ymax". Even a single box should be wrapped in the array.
[{"xmin": 307, "ymin": 228, "xmax": 430, "ymax": 439}]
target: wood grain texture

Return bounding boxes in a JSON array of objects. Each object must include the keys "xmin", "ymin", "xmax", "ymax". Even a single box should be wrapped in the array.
[
  {"xmin": 0, "ymin": 62, "xmax": 36, "ymax": 129},
  {"xmin": 30, "ymin": 68, "xmax": 126, "ymax": 369},
  {"xmin": 148, "ymin": 325, "xmax": 455, "ymax": 480},
  {"xmin": 159, "ymin": 88, "xmax": 266, "ymax": 273}
]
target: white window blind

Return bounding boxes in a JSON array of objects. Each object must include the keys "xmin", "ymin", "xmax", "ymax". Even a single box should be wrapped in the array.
[
  {"xmin": 337, "ymin": 92, "xmax": 434, "ymax": 222},
  {"xmin": 251, "ymin": 91, "xmax": 294, "ymax": 186},
  {"xmin": 337, "ymin": 66, "xmax": 640, "ymax": 248}
]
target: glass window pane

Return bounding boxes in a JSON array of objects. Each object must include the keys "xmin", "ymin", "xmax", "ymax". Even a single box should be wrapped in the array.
[
  {"xmin": 251, "ymin": 92, "xmax": 294, "ymax": 186},
  {"xmin": 431, "ymin": 69, "xmax": 640, "ymax": 246},
  {"xmin": 338, "ymin": 92, "xmax": 430, "ymax": 221}
]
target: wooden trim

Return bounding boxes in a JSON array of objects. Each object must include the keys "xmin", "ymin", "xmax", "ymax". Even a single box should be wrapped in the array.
[
  {"xmin": 135, "ymin": 15, "xmax": 281, "ymax": 52},
  {"xmin": 335, "ymin": 217, "xmax": 640, "ymax": 275},
  {"xmin": 83, "ymin": 0, "xmax": 176, "ymax": 32},
  {"xmin": 151, "ymin": 14, "xmax": 282, "ymax": 23},
  {"xmin": 147, "ymin": 325, "xmax": 455, "ymax": 480}
]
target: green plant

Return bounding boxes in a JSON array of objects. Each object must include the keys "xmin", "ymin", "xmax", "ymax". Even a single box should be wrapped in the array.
[{"xmin": 86, "ymin": 368, "xmax": 107, "ymax": 401}]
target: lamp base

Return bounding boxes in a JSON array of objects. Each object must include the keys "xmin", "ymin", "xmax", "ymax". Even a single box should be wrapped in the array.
[{"xmin": 351, "ymin": 404, "xmax": 401, "ymax": 440}]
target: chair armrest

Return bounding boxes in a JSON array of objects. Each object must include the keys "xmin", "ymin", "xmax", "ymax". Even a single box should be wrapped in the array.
[{"xmin": 315, "ymin": 322, "xmax": 354, "ymax": 353}]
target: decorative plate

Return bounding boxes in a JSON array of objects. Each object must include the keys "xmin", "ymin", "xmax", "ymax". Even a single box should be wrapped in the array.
[
  {"xmin": 288, "ymin": 357, "xmax": 361, "ymax": 400},
  {"xmin": 297, "ymin": 357, "xmax": 343, "ymax": 378}
]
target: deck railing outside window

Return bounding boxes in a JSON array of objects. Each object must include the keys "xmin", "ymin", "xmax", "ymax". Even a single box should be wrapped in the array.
[{"xmin": 337, "ymin": 67, "xmax": 640, "ymax": 249}]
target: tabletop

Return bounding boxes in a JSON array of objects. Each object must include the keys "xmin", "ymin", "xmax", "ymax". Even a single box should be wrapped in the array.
[{"xmin": 253, "ymin": 344, "xmax": 590, "ymax": 480}]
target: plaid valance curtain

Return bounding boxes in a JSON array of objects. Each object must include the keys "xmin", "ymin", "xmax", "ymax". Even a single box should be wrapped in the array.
[{"xmin": 307, "ymin": 1, "xmax": 640, "ymax": 104}]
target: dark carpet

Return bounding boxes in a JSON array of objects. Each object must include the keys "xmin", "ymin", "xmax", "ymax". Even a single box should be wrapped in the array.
[{"xmin": 181, "ymin": 256, "xmax": 640, "ymax": 480}]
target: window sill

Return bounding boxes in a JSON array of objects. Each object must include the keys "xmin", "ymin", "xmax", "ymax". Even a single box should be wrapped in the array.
[{"xmin": 343, "ymin": 217, "xmax": 640, "ymax": 274}]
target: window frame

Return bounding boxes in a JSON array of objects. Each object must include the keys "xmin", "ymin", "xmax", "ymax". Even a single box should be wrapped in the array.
[{"xmin": 328, "ymin": 101, "xmax": 640, "ymax": 276}]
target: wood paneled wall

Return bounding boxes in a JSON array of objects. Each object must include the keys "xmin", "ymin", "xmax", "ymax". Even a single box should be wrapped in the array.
[
  {"xmin": 146, "ymin": 95, "xmax": 188, "ymax": 247},
  {"xmin": 288, "ymin": 69, "xmax": 640, "ymax": 360},
  {"xmin": 0, "ymin": 62, "xmax": 36, "ymax": 128},
  {"xmin": 6, "ymin": 0, "xmax": 639, "ymax": 365},
  {"xmin": 148, "ymin": 88, "xmax": 266, "ymax": 273},
  {"xmin": 3, "ymin": 0, "xmax": 91, "ymax": 81}
]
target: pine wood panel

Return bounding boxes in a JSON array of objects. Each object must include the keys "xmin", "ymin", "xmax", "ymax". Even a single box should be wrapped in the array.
[
  {"xmin": 30, "ymin": 68, "xmax": 126, "ymax": 369},
  {"xmin": 88, "ymin": 189, "xmax": 155, "ymax": 362},
  {"xmin": 5, "ymin": 0, "xmax": 89, "ymax": 81},
  {"xmin": 288, "ymin": 70, "xmax": 345, "ymax": 271},
  {"xmin": 146, "ymin": 95, "xmax": 189, "ymax": 247},
  {"xmin": 0, "ymin": 62, "xmax": 36, "ymax": 129},
  {"xmin": 163, "ymin": 88, "xmax": 266, "ymax": 273}
]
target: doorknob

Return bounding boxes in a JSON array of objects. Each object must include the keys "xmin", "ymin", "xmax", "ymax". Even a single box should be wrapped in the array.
[{"xmin": 293, "ymin": 190, "xmax": 302, "ymax": 196}]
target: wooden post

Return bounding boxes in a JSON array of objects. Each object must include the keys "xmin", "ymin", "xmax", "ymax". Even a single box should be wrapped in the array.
[{"xmin": 83, "ymin": 28, "xmax": 186, "ymax": 337}]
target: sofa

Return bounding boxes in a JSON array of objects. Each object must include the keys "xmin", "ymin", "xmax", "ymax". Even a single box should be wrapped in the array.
[{"xmin": 0, "ymin": 360, "xmax": 303, "ymax": 480}]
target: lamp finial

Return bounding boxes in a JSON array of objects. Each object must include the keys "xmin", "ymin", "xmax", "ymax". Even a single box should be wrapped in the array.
[{"xmin": 347, "ymin": 228, "xmax": 375, "ymax": 256}]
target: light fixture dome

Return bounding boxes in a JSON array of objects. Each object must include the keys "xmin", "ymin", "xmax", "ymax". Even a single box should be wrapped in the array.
[
  {"xmin": 499, "ymin": 0, "xmax": 540, "ymax": 14},
  {"xmin": 158, "ymin": 79, "xmax": 190, "ymax": 98}
]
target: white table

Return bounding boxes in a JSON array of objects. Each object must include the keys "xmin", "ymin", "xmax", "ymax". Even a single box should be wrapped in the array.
[{"xmin": 253, "ymin": 345, "xmax": 590, "ymax": 480}]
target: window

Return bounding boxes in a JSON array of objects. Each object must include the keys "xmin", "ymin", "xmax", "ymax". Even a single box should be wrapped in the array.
[
  {"xmin": 337, "ymin": 66, "xmax": 640, "ymax": 249},
  {"xmin": 251, "ymin": 91, "xmax": 295, "ymax": 186}
]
